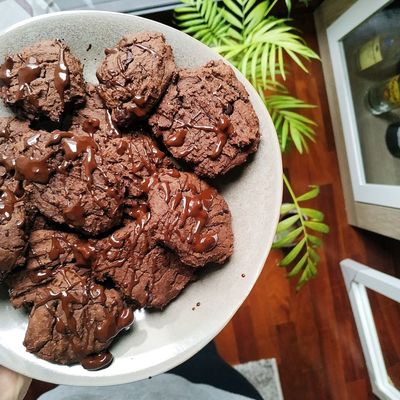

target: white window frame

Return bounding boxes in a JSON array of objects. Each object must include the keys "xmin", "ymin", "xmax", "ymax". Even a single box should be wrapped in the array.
[
  {"xmin": 327, "ymin": 0, "xmax": 400, "ymax": 209},
  {"xmin": 341, "ymin": 259, "xmax": 400, "ymax": 400},
  {"xmin": 53, "ymin": 0, "xmax": 182, "ymax": 14}
]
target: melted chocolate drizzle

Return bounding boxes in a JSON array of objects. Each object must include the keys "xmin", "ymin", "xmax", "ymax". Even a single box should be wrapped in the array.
[
  {"xmin": 102, "ymin": 42, "xmax": 158, "ymax": 120},
  {"xmin": 178, "ymin": 115, "xmax": 233, "ymax": 159},
  {"xmin": 49, "ymin": 237, "xmax": 65, "ymax": 261},
  {"xmin": 81, "ymin": 351, "xmax": 113, "ymax": 371},
  {"xmin": 63, "ymin": 198, "xmax": 85, "ymax": 227},
  {"xmin": 0, "ymin": 188, "xmax": 16, "ymax": 223},
  {"xmin": 0, "ymin": 154, "xmax": 16, "ymax": 173},
  {"xmin": 165, "ymin": 129, "xmax": 186, "ymax": 147},
  {"xmin": 54, "ymin": 40, "xmax": 70, "ymax": 104},
  {"xmin": 94, "ymin": 203, "xmax": 151, "ymax": 294},
  {"xmin": 133, "ymin": 43, "xmax": 157, "ymax": 57},
  {"xmin": 47, "ymin": 130, "xmax": 99, "ymax": 186},
  {"xmin": 178, "ymin": 187, "xmax": 218, "ymax": 252},
  {"xmin": 14, "ymin": 155, "xmax": 51, "ymax": 184},
  {"xmin": 141, "ymin": 170, "xmax": 219, "ymax": 253},
  {"xmin": 37, "ymin": 273, "xmax": 133, "ymax": 367},
  {"xmin": 0, "ymin": 121, "xmax": 10, "ymax": 138},
  {"xmin": 116, "ymin": 139, "xmax": 128, "ymax": 156},
  {"xmin": 0, "ymin": 57, "xmax": 14, "ymax": 86},
  {"xmin": 48, "ymin": 235, "xmax": 95, "ymax": 267},
  {"xmin": 126, "ymin": 95, "xmax": 147, "ymax": 118},
  {"xmin": 105, "ymin": 110, "xmax": 121, "ymax": 137},
  {"xmin": 16, "ymin": 57, "xmax": 41, "ymax": 100},
  {"xmin": 82, "ymin": 118, "xmax": 100, "ymax": 134}
]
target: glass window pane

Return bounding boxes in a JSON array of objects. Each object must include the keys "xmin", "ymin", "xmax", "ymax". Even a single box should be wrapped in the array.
[{"xmin": 342, "ymin": 1, "xmax": 400, "ymax": 185}]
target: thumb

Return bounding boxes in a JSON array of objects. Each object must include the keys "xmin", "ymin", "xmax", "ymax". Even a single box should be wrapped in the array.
[{"xmin": 0, "ymin": 366, "xmax": 32, "ymax": 400}]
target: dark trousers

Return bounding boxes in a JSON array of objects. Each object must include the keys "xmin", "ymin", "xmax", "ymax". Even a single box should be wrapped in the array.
[{"xmin": 169, "ymin": 341, "xmax": 263, "ymax": 400}]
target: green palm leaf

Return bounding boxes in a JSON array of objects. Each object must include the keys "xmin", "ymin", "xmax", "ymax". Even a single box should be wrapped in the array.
[
  {"xmin": 175, "ymin": 0, "xmax": 228, "ymax": 46},
  {"xmin": 264, "ymin": 94, "xmax": 317, "ymax": 153},
  {"xmin": 272, "ymin": 175, "xmax": 329, "ymax": 289}
]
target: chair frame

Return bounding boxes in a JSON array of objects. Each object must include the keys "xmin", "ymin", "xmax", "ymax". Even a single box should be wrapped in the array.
[{"xmin": 340, "ymin": 259, "xmax": 400, "ymax": 400}]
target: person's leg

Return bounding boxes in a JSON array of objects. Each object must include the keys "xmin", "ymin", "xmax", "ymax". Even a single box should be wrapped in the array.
[{"xmin": 169, "ymin": 341, "xmax": 263, "ymax": 400}]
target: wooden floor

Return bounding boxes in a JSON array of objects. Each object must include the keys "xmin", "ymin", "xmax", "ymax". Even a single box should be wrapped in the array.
[
  {"xmin": 24, "ymin": 10, "xmax": 400, "ymax": 400},
  {"xmin": 215, "ymin": 11, "xmax": 400, "ymax": 400}
]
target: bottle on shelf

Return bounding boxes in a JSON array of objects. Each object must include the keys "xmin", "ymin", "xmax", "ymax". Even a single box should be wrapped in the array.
[
  {"xmin": 356, "ymin": 33, "xmax": 400, "ymax": 78},
  {"xmin": 386, "ymin": 123, "xmax": 400, "ymax": 158},
  {"xmin": 366, "ymin": 74, "xmax": 400, "ymax": 115}
]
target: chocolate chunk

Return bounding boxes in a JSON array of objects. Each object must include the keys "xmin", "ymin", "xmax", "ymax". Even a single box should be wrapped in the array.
[
  {"xmin": 0, "ymin": 40, "xmax": 85, "ymax": 122},
  {"xmin": 145, "ymin": 170, "xmax": 234, "ymax": 267},
  {"xmin": 149, "ymin": 60, "xmax": 260, "ymax": 177},
  {"xmin": 94, "ymin": 203, "xmax": 195, "ymax": 309},
  {"xmin": 96, "ymin": 32, "xmax": 176, "ymax": 127}
]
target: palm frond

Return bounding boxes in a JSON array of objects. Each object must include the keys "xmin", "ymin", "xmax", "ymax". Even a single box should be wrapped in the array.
[
  {"xmin": 217, "ymin": 17, "xmax": 319, "ymax": 83},
  {"xmin": 262, "ymin": 94, "xmax": 317, "ymax": 153},
  {"xmin": 175, "ymin": 0, "xmax": 228, "ymax": 46},
  {"xmin": 273, "ymin": 175, "xmax": 329, "ymax": 289}
]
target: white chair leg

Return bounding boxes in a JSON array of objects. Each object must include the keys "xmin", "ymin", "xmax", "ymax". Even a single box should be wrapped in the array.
[{"xmin": 340, "ymin": 259, "xmax": 400, "ymax": 400}]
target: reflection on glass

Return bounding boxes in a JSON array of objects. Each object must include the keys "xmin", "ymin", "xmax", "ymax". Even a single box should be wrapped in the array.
[{"xmin": 342, "ymin": 1, "xmax": 400, "ymax": 185}]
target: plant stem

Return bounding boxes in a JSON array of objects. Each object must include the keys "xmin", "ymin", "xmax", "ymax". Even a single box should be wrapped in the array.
[{"xmin": 282, "ymin": 173, "xmax": 309, "ymax": 250}]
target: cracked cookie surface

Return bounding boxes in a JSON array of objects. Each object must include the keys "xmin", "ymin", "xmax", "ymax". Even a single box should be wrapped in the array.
[
  {"xmin": 0, "ymin": 40, "xmax": 85, "ymax": 122},
  {"xmin": 96, "ymin": 32, "xmax": 175, "ymax": 127},
  {"xmin": 149, "ymin": 60, "xmax": 260, "ymax": 178}
]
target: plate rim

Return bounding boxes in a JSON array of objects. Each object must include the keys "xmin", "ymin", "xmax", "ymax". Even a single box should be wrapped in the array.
[{"xmin": 0, "ymin": 10, "xmax": 283, "ymax": 386}]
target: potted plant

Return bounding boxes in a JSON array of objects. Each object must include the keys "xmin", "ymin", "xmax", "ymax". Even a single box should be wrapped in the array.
[{"xmin": 175, "ymin": 0, "xmax": 329, "ymax": 288}]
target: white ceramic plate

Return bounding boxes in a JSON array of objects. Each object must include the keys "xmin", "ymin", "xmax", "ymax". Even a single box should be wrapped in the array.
[{"xmin": 0, "ymin": 11, "xmax": 282, "ymax": 386}]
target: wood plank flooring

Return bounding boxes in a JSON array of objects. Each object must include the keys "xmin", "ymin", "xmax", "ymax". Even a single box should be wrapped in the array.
[{"xmin": 214, "ymin": 12, "xmax": 400, "ymax": 400}]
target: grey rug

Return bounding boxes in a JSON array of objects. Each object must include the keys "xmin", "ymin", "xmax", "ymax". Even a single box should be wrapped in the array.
[{"xmin": 234, "ymin": 359, "xmax": 284, "ymax": 400}]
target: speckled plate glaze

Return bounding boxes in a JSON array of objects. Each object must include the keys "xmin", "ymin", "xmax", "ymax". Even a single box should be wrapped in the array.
[{"xmin": 0, "ymin": 11, "xmax": 282, "ymax": 386}]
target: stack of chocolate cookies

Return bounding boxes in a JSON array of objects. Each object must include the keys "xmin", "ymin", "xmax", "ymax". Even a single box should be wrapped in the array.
[{"xmin": 0, "ymin": 32, "xmax": 260, "ymax": 370}]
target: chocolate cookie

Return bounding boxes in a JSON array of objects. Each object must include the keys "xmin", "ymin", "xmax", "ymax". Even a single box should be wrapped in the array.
[
  {"xmin": 94, "ymin": 202, "xmax": 195, "ymax": 309},
  {"xmin": 149, "ymin": 60, "xmax": 260, "ymax": 177},
  {"xmin": 0, "ymin": 121, "xmax": 125, "ymax": 235},
  {"xmin": 96, "ymin": 32, "xmax": 176, "ymax": 127},
  {"xmin": 145, "ymin": 170, "xmax": 234, "ymax": 267},
  {"xmin": 0, "ymin": 179, "xmax": 27, "ymax": 282},
  {"xmin": 8, "ymin": 229, "xmax": 133, "ymax": 368},
  {"xmin": 0, "ymin": 118, "xmax": 32, "ymax": 280},
  {"xmin": 0, "ymin": 40, "xmax": 85, "ymax": 122},
  {"xmin": 71, "ymin": 84, "xmax": 119, "ymax": 145},
  {"xmin": 102, "ymin": 133, "xmax": 173, "ymax": 198},
  {"xmin": 27, "ymin": 137, "xmax": 125, "ymax": 235}
]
